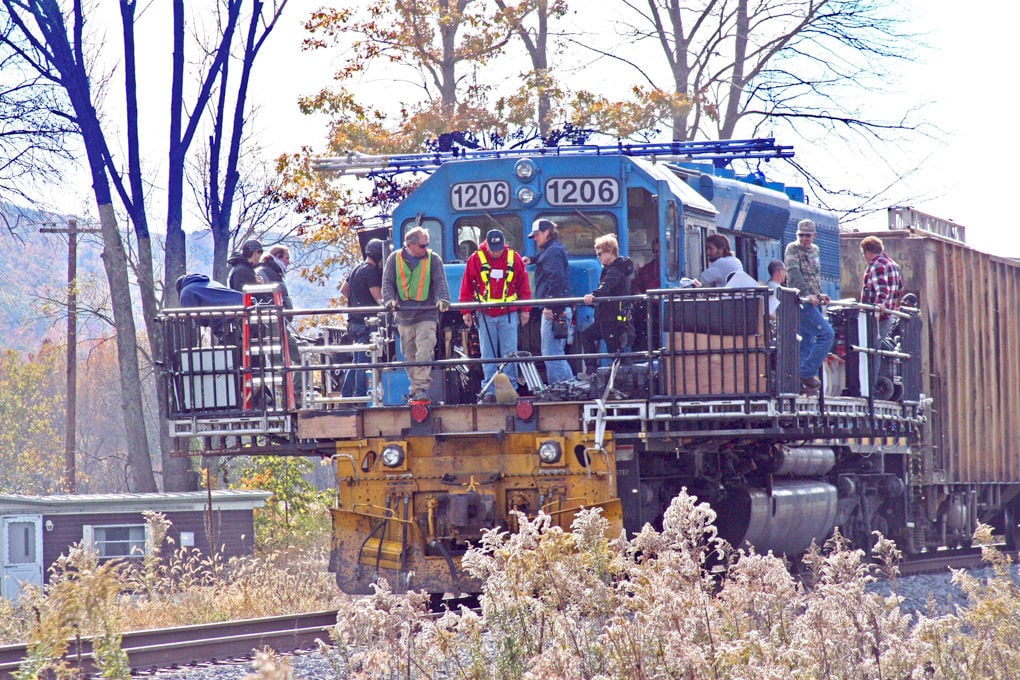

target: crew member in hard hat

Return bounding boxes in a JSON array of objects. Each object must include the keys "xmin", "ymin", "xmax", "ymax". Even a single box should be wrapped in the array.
[
  {"xmin": 382, "ymin": 227, "xmax": 451, "ymax": 402},
  {"xmin": 227, "ymin": 239, "xmax": 264, "ymax": 292},
  {"xmin": 458, "ymin": 228, "xmax": 531, "ymax": 402},
  {"xmin": 341, "ymin": 238, "xmax": 386, "ymax": 398}
]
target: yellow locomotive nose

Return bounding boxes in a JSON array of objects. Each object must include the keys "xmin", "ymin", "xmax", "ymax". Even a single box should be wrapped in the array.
[{"xmin": 323, "ymin": 406, "xmax": 622, "ymax": 595}]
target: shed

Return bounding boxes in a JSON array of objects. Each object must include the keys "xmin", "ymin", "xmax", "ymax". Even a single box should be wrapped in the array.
[{"xmin": 0, "ymin": 489, "xmax": 271, "ymax": 600}]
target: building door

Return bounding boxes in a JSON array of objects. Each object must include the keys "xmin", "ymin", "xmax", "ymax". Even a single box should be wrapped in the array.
[{"xmin": 2, "ymin": 515, "xmax": 43, "ymax": 600}]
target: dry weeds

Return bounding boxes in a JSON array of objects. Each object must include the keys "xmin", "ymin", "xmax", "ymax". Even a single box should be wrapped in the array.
[
  {"xmin": 321, "ymin": 489, "xmax": 1020, "ymax": 680},
  {"xmin": 6, "ymin": 490, "xmax": 1020, "ymax": 678}
]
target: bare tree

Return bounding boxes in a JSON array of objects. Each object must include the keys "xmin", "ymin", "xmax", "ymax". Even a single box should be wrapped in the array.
[
  {"xmin": 2, "ymin": 0, "xmax": 293, "ymax": 491},
  {"xmin": 196, "ymin": 0, "xmax": 291, "ymax": 285},
  {"xmin": 0, "ymin": 11, "xmax": 74, "ymax": 225},
  {"xmin": 189, "ymin": 147, "xmax": 300, "ymax": 283},
  {"xmin": 162, "ymin": 0, "xmax": 293, "ymax": 488},
  {"xmin": 495, "ymin": 0, "xmax": 568, "ymax": 140},
  {"xmin": 610, "ymin": 0, "xmax": 915, "ymax": 142},
  {"xmin": 1, "ymin": 0, "xmax": 158, "ymax": 491}
]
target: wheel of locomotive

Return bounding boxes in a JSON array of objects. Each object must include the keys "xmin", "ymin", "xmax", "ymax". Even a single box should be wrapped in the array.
[
  {"xmin": 890, "ymin": 382, "xmax": 904, "ymax": 402},
  {"xmin": 873, "ymin": 376, "xmax": 895, "ymax": 401},
  {"xmin": 843, "ymin": 507, "xmax": 870, "ymax": 550},
  {"xmin": 1005, "ymin": 501, "xmax": 1020, "ymax": 551}
]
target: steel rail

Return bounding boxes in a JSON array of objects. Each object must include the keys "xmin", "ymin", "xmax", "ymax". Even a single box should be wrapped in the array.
[{"xmin": 0, "ymin": 610, "xmax": 338, "ymax": 679}]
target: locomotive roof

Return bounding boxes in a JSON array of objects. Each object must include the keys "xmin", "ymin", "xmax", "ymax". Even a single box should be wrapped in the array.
[{"xmin": 628, "ymin": 157, "xmax": 719, "ymax": 217}]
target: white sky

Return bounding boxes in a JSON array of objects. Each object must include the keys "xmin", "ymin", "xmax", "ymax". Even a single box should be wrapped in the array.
[{"xmin": 36, "ymin": 0, "xmax": 1020, "ymax": 258}]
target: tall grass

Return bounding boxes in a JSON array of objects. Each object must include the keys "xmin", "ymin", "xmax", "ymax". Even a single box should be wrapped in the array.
[
  {"xmin": 6, "ymin": 489, "xmax": 1020, "ymax": 678},
  {"xmin": 321, "ymin": 489, "xmax": 1020, "ymax": 680},
  {"xmin": 0, "ymin": 508, "xmax": 343, "ymax": 678}
]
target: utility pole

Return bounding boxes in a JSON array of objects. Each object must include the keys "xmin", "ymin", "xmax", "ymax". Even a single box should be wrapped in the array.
[{"xmin": 39, "ymin": 219, "xmax": 100, "ymax": 494}]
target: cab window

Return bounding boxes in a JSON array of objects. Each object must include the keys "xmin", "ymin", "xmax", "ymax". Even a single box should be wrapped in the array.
[
  {"xmin": 399, "ymin": 218, "xmax": 443, "ymax": 256},
  {"xmin": 539, "ymin": 212, "xmax": 617, "ymax": 256},
  {"xmin": 452, "ymin": 215, "xmax": 523, "ymax": 260}
]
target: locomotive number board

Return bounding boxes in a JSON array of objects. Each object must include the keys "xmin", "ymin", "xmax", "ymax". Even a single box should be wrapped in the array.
[
  {"xmin": 545, "ymin": 177, "xmax": 619, "ymax": 206},
  {"xmin": 450, "ymin": 181, "xmax": 511, "ymax": 211}
]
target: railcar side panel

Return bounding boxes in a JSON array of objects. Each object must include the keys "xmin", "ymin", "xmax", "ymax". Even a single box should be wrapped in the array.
[{"xmin": 841, "ymin": 230, "xmax": 1020, "ymax": 485}]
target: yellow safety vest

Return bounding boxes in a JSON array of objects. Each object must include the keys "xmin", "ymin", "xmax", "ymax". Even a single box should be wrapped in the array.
[
  {"xmin": 395, "ymin": 250, "xmax": 431, "ymax": 301},
  {"xmin": 475, "ymin": 248, "xmax": 518, "ymax": 303}
]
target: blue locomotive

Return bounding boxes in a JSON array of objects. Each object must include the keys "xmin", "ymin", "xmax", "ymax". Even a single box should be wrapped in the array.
[{"xmin": 160, "ymin": 139, "xmax": 933, "ymax": 595}]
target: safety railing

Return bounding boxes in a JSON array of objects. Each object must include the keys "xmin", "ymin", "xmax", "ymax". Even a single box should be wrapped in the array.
[{"xmin": 158, "ymin": 283, "xmax": 917, "ymax": 424}]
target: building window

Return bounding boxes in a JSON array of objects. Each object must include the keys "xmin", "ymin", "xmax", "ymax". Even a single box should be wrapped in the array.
[{"xmin": 83, "ymin": 524, "xmax": 149, "ymax": 559}]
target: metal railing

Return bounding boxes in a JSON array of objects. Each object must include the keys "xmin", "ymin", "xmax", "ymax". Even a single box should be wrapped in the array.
[{"xmin": 158, "ymin": 284, "xmax": 919, "ymax": 425}]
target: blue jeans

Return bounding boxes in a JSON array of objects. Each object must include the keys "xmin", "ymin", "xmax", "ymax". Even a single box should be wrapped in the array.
[
  {"xmin": 341, "ymin": 323, "xmax": 369, "ymax": 397},
  {"xmin": 799, "ymin": 303, "xmax": 834, "ymax": 380},
  {"xmin": 477, "ymin": 312, "xmax": 519, "ymax": 395},
  {"xmin": 874, "ymin": 315, "xmax": 895, "ymax": 379},
  {"xmin": 541, "ymin": 307, "xmax": 573, "ymax": 383}
]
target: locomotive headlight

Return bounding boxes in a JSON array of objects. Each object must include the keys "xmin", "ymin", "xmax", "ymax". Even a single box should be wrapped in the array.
[
  {"xmin": 514, "ymin": 158, "xmax": 536, "ymax": 181},
  {"xmin": 537, "ymin": 440, "xmax": 562, "ymax": 464},
  {"xmin": 517, "ymin": 186, "xmax": 536, "ymax": 205},
  {"xmin": 381, "ymin": 444, "xmax": 406, "ymax": 468}
]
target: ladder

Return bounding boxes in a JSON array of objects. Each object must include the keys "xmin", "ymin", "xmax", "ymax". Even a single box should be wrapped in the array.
[{"xmin": 240, "ymin": 284, "xmax": 294, "ymax": 412}]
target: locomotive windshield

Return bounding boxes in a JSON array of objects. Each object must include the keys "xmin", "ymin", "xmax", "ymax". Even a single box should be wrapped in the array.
[
  {"xmin": 538, "ymin": 212, "xmax": 617, "ymax": 255},
  {"xmin": 454, "ymin": 215, "xmax": 524, "ymax": 260},
  {"xmin": 398, "ymin": 217, "xmax": 443, "ymax": 254}
]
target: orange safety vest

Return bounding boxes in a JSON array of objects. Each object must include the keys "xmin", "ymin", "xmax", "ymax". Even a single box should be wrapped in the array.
[
  {"xmin": 395, "ymin": 250, "xmax": 431, "ymax": 301},
  {"xmin": 475, "ymin": 248, "xmax": 518, "ymax": 303}
]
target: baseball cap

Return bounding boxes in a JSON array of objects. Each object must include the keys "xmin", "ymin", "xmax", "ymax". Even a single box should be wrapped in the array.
[
  {"xmin": 796, "ymin": 219, "xmax": 816, "ymax": 235},
  {"xmin": 528, "ymin": 219, "xmax": 556, "ymax": 239},
  {"xmin": 486, "ymin": 229, "xmax": 505, "ymax": 250}
]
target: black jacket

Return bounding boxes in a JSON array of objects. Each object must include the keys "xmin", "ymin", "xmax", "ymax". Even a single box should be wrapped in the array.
[
  {"xmin": 227, "ymin": 253, "xmax": 260, "ymax": 293},
  {"xmin": 255, "ymin": 257, "xmax": 293, "ymax": 309},
  {"xmin": 590, "ymin": 256, "xmax": 634, "ymax": 326}
]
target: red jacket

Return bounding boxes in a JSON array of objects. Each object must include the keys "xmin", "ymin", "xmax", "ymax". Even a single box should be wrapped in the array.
[{"xmin": 458, "ymin": 243, "xmax": 532, "ymax": 317}]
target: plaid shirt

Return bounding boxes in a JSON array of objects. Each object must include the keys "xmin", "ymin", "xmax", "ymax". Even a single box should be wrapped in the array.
[{"xmin": 861, "ymin": 252, "xmax": 903, "ymax": 318}]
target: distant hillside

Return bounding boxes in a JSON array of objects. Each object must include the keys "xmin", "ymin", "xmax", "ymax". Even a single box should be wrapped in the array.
[{"xmin": 0, "ymin": 203, "xmax": 339, "ymax": 353}]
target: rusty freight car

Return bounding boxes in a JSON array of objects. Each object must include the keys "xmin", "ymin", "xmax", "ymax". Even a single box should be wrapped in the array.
[{"xmin": 840, "ymin": 208, "xmax": 1020, "ymax": 550}]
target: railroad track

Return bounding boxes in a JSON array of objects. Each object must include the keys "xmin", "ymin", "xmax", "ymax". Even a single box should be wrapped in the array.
[
  {"xmin": 898, "ymin": 548, "xmax": 986, "ymax": 577},
  {"xmin": 0, "ymin": 610, "xmax": 338, "ymax": 679}
]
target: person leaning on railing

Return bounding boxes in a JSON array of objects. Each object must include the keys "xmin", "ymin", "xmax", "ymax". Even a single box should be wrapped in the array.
[
  {"xmin": 522, "ymin": 219, "xmax": 574, "ymax": 383},
  {"xmin": 578, "ymin": 234, "xmax": 634, "ymax": 380},
  {"xmin": 784, "ymin": 219, "xmax": 834, "ymax": 394},
  {"xmin": 340, "ymin": 238, "xmax": 385, "ymax": 398}
]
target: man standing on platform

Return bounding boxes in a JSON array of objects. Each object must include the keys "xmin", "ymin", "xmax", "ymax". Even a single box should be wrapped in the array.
[
  {"xmin": 341, "ymin": 239, "xmax": 385, "ymax": 398},
  {"xmin": 459, "ymin": 229, "xmax": 531, "ymax": 401},
  {"xmin": 382, "ymin": 227, "xmax": 450, "ymax": 402},
  {"xmin": 784, "ymin": 219, "xmax": 834, "ymax": 393}
]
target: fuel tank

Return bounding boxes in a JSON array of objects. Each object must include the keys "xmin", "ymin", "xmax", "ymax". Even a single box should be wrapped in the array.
[
  {"xmin": 774, "ymin": 446, "xmax": 836, "ymax": 477},
  {"xmin": 714, "ymin": 480, "xmax": 838, "ymax": 556}
]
